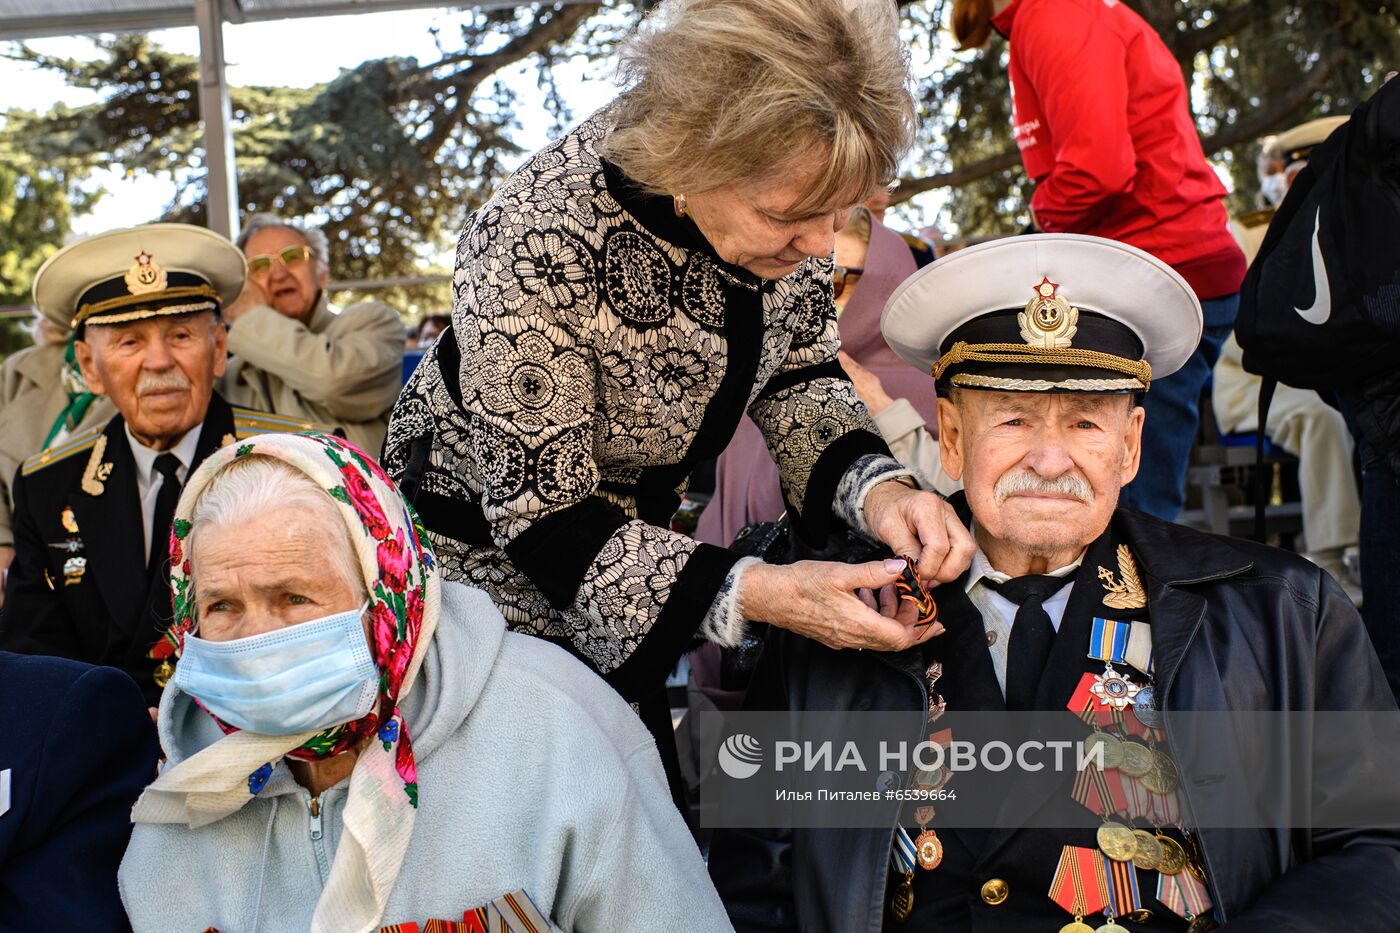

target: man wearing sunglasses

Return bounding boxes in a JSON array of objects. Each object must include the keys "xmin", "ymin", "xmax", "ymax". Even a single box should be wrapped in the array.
[{"xmin": 222, "ymin": 213, "xmax": 405, "ymax": 455}]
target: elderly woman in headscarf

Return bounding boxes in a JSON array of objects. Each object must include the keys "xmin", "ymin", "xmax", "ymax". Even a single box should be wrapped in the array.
[
  {"xmin": 384, "ymin": 0, "xmax": 975, "ymax": 799},
  {"xmin": 118, "ymin": 432, "xmax": 731, "ymax": 933}
]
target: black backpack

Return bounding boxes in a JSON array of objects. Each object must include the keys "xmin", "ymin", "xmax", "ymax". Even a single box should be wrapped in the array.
[{"xmin": 1236, "ymin": 78, "xmax": 1400, "ymax": 390}]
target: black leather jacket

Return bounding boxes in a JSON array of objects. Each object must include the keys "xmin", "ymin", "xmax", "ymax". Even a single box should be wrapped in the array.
[
  {"xmin": 1345, "ymin": 370, "xmax": 1400, "ymax": 476},
  {"xmin": 710, "ymin": 507, "xmax": 1400, "ymax": 932}
]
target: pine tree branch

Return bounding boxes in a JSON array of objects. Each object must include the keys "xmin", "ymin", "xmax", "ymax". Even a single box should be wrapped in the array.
[
  {"xmin": 1198, "ymin": 50, "xmax": 1338, "ymax": 152},
  {"xmin": 891, "ymin": 148, "xmax": 1022, "ymax": 202},
  {"xmin": 414, "ymin": 2, "xmax": 599, "ymax": 157},
  {"xmin": 1182, "ymin": 5, "xmax": 1258, "ymax": 62}
]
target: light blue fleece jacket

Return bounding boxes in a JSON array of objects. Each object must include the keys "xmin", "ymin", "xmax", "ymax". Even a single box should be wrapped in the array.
[{"xmin": 119, "ymin": 582, "xmax": 734, "ymax": 933}]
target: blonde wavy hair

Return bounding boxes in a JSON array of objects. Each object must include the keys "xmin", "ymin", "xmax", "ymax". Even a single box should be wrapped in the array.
[{"xmin": 602, "ymin": 0, "xmax": 916, "ymax": 216}]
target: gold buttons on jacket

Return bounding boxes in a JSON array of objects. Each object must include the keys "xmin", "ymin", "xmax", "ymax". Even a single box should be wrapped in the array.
[{"xmin": 980, "ymin": 878, "xmax": 1009, "ymax": 905}]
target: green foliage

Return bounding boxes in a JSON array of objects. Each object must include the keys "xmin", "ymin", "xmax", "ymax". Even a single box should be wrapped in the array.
[
  {"xmin": 902, "ymin": 0, "xmax": 1400, "ymax": 236},
  {"xmin": 1, "ymin": 0, "xmax": 1397, "ymax": 276},
  {"xmin": 0, "ymin": 138, "xmax": 94, "ymax": 353},
  {"xmin": 1183, "ymin": 0, "xmax": 1400, "ymax": 215},
  {"xmin": 0, "ymin": 3, "xmax": 604, "ymax": 313},
  {"xmin": 0, "ymin": 159, "xmax": 67, "ymax": 305}
]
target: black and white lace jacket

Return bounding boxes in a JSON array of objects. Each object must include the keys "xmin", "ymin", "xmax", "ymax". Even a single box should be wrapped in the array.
[{"xmin": 383, "ymin": 113, "xmax": 913, "ymax": 697}]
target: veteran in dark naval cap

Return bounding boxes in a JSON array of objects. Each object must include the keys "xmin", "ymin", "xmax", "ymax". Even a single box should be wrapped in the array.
[
  {"xmin": 710, "ymin": 234, "xmax": 1400, "ymax": 932},
  {"xmin": 0, "ymin": 223, "xmax": 335, "ymax": 706}
]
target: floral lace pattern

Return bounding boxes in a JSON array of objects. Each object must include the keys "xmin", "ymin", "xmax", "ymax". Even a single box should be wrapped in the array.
[{"xmin": 383, "ymin": 112, "xmax": 889, "ymax": 674}]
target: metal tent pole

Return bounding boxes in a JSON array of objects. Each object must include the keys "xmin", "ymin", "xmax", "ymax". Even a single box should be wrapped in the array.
[{"xmin": 194, "ymin": 0, "xmax": 239, "ymax": 239}]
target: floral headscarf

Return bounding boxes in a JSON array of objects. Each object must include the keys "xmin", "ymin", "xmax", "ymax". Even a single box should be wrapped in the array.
[{"xmin": 134, "ymin": 432, "xmax": 441, "ymax": 933}]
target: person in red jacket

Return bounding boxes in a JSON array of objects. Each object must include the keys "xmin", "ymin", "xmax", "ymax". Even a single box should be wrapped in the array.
[{"xmin": 953, "ymin": 0, "xmax": 1247, "ymax": 520}]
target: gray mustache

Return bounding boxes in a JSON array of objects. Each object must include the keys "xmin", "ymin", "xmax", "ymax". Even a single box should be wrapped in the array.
[
  {"xmin": 994, "ymin": 470, "xmax": 1093, "ymax": 504},
  {"xmin": 137, "ymin": 370, "xmax": 191, "ymax": 396}
]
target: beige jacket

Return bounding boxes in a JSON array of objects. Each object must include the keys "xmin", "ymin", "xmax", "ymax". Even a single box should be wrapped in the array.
[
  {"xmin": 0, "ymin": 343, "xmax": 115, "ymax": 546},
  {"xmin": 872, "ymin": 398, "xmax": 963, "ymax": 498},
  {"xmin": 219, "ymin": 295, "xmax": 405, "ymax": 456}
]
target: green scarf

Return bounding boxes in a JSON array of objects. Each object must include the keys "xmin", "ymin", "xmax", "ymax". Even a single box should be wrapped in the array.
[{"xmin": 42, "ymin": 337, "xmax": 99, "ymax": 449}]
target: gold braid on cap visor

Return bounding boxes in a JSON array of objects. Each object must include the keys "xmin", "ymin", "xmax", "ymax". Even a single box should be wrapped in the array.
[
  {"xmin": 931, "ymin": 341, "xmax": 1152, "ymax": 390},
  {"xmin": 72, "ymin": 284, "xmax": 220, "ymax": 330}
]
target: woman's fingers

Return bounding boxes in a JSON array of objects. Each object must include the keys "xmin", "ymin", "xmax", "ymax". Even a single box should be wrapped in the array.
[
  {"xmin": 846, "ymin": 607, "xmax": 921, "ymax": 651},
  {"xmin": 824, "ymin": 586, "xmax": 928, "ymax": 651},
  {"xmin": 829, "ymin": 557, "xmax": 908, "ymax": 592},
  {"xmin": 925, "ymin": 503, "xmax": 976, "ymax": 585},
  {"xmin": 892, "ymin": 589, "xmax": 923, "ymax": 627},
  {"xmin": 907, "ymin": 495, "xmax": 955, "ymax": 583},
  {"xmin": 877, "ymin": 583, "xmax": 900, "ymax": 618},
  {"xmin": 867, "ymin": 484, "xmax": 970, "ymax": 586},
  {"xmin": 907, "ymin": 619, "xmax": 946, "ymax": 647},
  {"xmin": 882, "ymin": 524, "xmax": 925, "ymax": 571},
  {"xmin": 756, "ymin": 557, "xmax": 952, "ymax": 653}
]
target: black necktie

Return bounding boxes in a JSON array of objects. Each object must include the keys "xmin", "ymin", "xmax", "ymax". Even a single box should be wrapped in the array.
[
  {"xmin": 985, "ymin": 573, "xmax": 1075, "ymax": 710},
  {"xmin": 147, "ymin": 453, "xmax": 182, "ymax": 581}
]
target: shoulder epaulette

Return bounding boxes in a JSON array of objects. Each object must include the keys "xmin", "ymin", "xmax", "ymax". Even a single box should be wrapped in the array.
[
  {"xmin": 229, "ymin": 407, "xmax": 339, "ymax": 440},
  {"xmin": 21, "ymin": 425, "xmax": 105, "ymax": 477}
]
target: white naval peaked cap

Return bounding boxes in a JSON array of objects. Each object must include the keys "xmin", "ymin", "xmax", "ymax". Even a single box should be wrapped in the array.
[
  {"xmin": 32, "ymin": 222, "xmax": 246, "ymax": 331},
  {"xmin": 1274, "ymin": 116, "xmax": 1349, "ymax": 162},
  {"xmin": 880, "ymin": 234, "xmax": 1202, "ymax": 393}
]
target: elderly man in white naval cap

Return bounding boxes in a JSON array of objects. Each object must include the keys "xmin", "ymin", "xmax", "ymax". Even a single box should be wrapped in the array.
[
  {"xmin": 710, "ymin": 234, "xmax": 1399, "ymax": 933},
  {"xmin": 0, "ymin": 223, "xmax": 334, "ymax": 708}
]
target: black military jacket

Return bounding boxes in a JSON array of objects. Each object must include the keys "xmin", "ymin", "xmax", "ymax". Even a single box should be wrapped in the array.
[
  {"xmin": 710, "ymin": 502, "xmax": 1400, "ymax": 933},
  {"xmin": 0, "ymin": 393, "xmax": 329, "ymax": 705}
]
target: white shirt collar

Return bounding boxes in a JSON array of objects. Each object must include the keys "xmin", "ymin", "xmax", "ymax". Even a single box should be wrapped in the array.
[
  {"xmin": 126, "ymin": 422, "xmax": 203, "ymax": 493},
  {"xmin": 964, "ymin": 536, "xmax": 1085, "ymax": 594}
]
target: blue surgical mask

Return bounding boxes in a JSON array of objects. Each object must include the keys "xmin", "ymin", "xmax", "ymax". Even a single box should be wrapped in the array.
[{"xmin": 174, "ymin": 604, "xmax": 378, "ymax": 735}]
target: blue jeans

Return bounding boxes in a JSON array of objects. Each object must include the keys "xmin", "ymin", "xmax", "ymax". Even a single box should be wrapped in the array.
[
  {"xmin": 1120, "ymin": 294, "xmax": 1238, "ymax": 521},
  {"xmin": 1335, "ymin": 392, "xmax": 1400, "ymax": 702}
]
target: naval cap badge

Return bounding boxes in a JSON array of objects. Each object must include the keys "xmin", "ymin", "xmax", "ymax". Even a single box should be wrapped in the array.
[
  {"xmin": 124, "ymin": 251, "xmax": 168, "ymax": 295},
  {"xmin": 1019, "ymin": 276, "xmax": 1079, "ymax": 350}
]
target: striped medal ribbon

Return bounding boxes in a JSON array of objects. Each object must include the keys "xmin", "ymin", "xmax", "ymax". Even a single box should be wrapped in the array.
[
  {"xmin": 1101, "ymin": 851, "xmax": 1145, "ymax": 928},
  {"xmin": 1157, "ymin": 870, "xmax": 1213, "ymax": 923},
  {"xmin": 1048, "ymin": 845, "xmax": 1110, "ymax": 929},
  {"xmin": 1089, "ymin": 617, "xmax": 1155, "ymax": 677}
]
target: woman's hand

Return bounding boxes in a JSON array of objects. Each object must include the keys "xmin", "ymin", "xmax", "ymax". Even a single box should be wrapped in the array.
[
  {"xmin": 863, "ymin": 480, "xmax": 975, "ymax": 585},
  {"xmin": 739, "ymin": 558, "xmax": 944, "ymax": 652}
]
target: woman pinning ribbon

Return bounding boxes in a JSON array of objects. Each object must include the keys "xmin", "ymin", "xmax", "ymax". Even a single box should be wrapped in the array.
[{"xmin": 383, "ymin": 0, "xmax": 974, "ymax": 799}]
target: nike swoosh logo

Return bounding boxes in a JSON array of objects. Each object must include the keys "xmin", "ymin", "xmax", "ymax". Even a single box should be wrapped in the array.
[{"xmin": 1294, "ymin": 207, "xmax": 1332, "ymax": 325}]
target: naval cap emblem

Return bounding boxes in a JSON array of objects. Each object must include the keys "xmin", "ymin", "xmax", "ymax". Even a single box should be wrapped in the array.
[
  {"xmin": 124, "ymin": 251, "xmax": 168, "ymax": 295},
  {"xmin": 1019, "ymin": 276, "xmax": 1079, "ymax": 350}
]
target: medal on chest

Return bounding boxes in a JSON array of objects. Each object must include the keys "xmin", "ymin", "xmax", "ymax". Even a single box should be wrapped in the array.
[
  {"xmin": 1059, "ymin": 580, "xmax": 1216, "ymax": 929},
  {"xmin": 48, "ymin": 535, "xmax": 87, "ymax": 587},
  {"xmin": 1049, "ymin": 844, "xmax": 1152, "ymax": 933},
  {"xmin": 887, "ymin": 663, "xmax": 952, "ymax": 922},
  {"xmin": 1087, "ymin": 616, "xmax": 1152, "ymax": 710}
]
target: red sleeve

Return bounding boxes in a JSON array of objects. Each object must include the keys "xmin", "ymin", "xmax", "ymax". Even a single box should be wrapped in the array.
[{"xmin": 1020, "ymin": 3, "xmax": 1136, "ymax": 231}]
